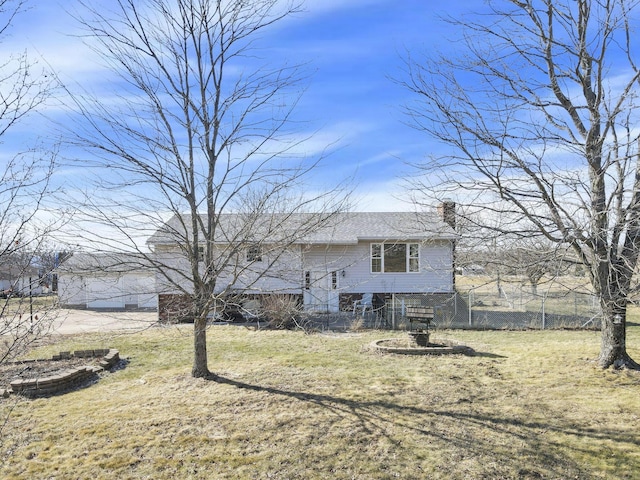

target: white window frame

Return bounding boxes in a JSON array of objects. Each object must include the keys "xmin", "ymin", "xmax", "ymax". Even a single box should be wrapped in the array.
[
  {"xmin": 370, "ymin": 242, "xmax": 420, "ymax": 273},
  {"xmin": 246, "ymin": 245, "xmax": 263, "ymax": 263},
  {"xmin": 331, "ymin": 271, "xmax": 338, "ymax": 290}
]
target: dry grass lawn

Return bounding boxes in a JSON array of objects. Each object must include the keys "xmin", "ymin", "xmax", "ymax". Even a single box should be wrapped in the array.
[{"xmin": 1, "ymin": 312, "xmax": 640, "ymax": 479}]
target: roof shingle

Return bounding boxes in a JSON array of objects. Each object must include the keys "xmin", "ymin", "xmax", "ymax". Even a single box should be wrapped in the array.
[{"xmin": 147, "ymin": 212, "xmax": 456, "ymax": 246}]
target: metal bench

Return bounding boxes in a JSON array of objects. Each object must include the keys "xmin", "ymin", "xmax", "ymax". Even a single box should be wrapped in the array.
[{"xmin": 406, "ymin": 306, "xmax": 434, "ymax": 331}]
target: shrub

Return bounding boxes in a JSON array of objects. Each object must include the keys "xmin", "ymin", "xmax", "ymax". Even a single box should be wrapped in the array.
[{"xmin": 260, "ymin": 294, "xmax": 305, "ymax": 330}]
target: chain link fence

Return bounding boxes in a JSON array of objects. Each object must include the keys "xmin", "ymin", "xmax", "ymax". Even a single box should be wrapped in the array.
[
  {"xmin": 464, "ymin": 288, "xmax": 602, "ymax": 329},
  {"xmin": 304, "ymin": 280, "xmax": 602, "ymax": 331},
  {"xmin": 363, "ymin": 288, "xmax": 602, "ymax": 331}
]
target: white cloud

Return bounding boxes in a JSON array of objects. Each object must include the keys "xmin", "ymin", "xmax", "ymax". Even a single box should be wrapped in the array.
[{"xmin": 351, "ymin": 178, "xmax": 413, "ymax": 212}]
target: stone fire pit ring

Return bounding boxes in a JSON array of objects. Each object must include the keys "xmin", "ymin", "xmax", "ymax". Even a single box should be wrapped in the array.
[{"xmin": 372, "ymin": 338, "xmax": 474, "ymax": 356}]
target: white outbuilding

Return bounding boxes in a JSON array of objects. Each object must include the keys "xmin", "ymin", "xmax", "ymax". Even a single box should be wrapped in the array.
[{"xmin": 57, "ymin": 253, "xmax": 157, "ymax": 310}]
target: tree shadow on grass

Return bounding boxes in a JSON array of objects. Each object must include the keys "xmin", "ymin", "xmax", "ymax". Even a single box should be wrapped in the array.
[
  {"xmin": 470, "ymin": 351, "xmax": 507, "ymax": 359},
  {"xmin": 213, "ymin": 374, "xmax": 639, "ymax": 478}
]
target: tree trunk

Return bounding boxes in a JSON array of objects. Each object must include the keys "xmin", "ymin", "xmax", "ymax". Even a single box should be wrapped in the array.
[
  {"xmin": 192, "ymin": 316, "xmax": 212, "ymax": 378},
  {"xmin": 598, "ymin": 306, "xmax": 640, "ymax": 369}
]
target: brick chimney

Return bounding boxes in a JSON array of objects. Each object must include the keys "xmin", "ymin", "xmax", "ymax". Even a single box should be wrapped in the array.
[{"xmin": 438, "ymin": 200, "xmax": 456, "ymax": 230}]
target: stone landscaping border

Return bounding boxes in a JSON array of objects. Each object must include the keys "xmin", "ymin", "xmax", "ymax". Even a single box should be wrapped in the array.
[{"xmin": 5, "ymin": 349, "xmax": 120, "ymax": 398}]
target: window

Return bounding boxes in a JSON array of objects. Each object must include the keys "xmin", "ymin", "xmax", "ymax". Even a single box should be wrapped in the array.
[
  {"xmin": 246, "ymin": 245, "xmax": 262, "ymax": 262},
  {"xmin": 197, "ymin": 245, "xmax": 205, "ymax": 262},
  {"xmin": 409, "ymin": 243, "xmax": 419, "ymax": 272},
  {"xmin": 371, "ymin": 243, "xmax": 420, "ymax": 273},
  {"xmin": 371, "ymin": 243, "xmax": 382, "ymax": 272},
  {"xmin": 384, "ymin": 244, "xmax": 406, "ymax": 272},
  {"xmin": 331, "ymin": 271, "xmax": 338, "ymax": 290},
  {"xmin": 305, "ymin": 271, "xmax": 311, "ymax": 290}
]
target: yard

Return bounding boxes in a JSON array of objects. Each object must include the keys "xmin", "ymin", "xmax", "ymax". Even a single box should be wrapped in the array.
[{"xmin": 1, "ymin": 311, "xmax": 639, "ymax": 479}]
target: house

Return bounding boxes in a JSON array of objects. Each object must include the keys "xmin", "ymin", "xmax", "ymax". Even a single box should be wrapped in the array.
[
  {"xmin": 56, "ymin": 208, "xmax": 459, "ymax": 323},
  {"xmin": 0, "ymin": 259, "xmax": 43, "ymax": 297},
  {"xmin": 148, "ymin": 208, "xmax": 458, "ymax": 321},
  {"xmin": 57, "ymin": 253, "xmax": 158, "ymax": 310}
]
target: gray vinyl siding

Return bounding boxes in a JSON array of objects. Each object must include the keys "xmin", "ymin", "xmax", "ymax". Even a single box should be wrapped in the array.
[
  {"xmin": 153, "ymin": 239, "xmax": 454, "ymax": 300},
  {"xmin": 303, "ymin": 241, "xmax": 453, "ymax": 294},
  {"xmin": 154, "ymin": 245, "xmax": 303, "ymax": 295},
  {"xmin": 228, "ymin": 247, "xmax": 303, "ymax": 294}
]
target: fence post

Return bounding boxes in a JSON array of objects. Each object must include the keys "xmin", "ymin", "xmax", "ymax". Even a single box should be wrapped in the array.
[
  {"xmin": 468, "ymin": 290, "xmax": 473, "ymax": 327},
  {"xmin": 454, "ymin": 291, "xmax": 457, "ymax": 316},
  {"xmin": 542, "ymin": 296, "xmax": 546, "ymax": 330},
  {"xmin": 391, "ymin": 293, "xmax": 396, "ymax": 330}
]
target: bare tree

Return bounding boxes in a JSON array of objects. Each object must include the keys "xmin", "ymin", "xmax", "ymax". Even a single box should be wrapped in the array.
[
  {"xmin": 464, "ymin": 236, "xmax": 572, "ymax": 296},
  {"xmin": 0, "ymin": 0, "xmax": 59, "ymax": 368},
  {"xmin": 401, "ymin": 0, "xmax": 640, "ymax": 368},
  {"xmin": 65, "ymin": 0, "xmax": 349, "ymax": 378},
  {"xmin": 503, "ymin": 241, "xmax": 574, "ymax": 296}
]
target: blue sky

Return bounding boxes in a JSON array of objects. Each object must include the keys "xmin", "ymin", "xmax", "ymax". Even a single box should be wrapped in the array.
[{"xmin": 6, "ymin": 0, "xmax": 475, "ymax": 212}]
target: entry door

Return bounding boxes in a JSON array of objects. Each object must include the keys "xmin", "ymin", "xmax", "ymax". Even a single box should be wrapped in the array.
[
  {"xmin": 305, "ymin": 270, "xmax": 340, "ymax": 313},
  {"xmin": 326, "ymin": 270, "xmax": 340, "ymax": 312}
]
